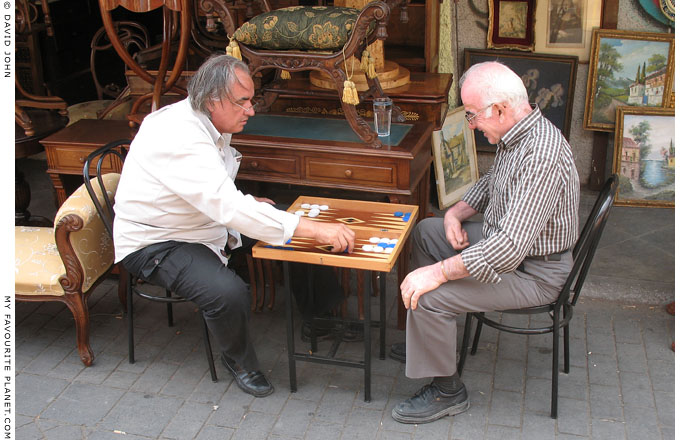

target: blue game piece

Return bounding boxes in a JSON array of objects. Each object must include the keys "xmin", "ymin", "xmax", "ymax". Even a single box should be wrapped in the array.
[
  {"xmin": 394, "ymin": 211, "xmax": 403, "ymax": 217},
  {"xmin": 402, "ymin": 213, "xmax": 411, "ymax": 222},
  {"xmin": 286, "ymin": 239, "xmax": 292, "ymax": 244}
]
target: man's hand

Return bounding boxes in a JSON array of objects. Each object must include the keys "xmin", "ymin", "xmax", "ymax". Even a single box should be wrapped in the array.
[
  {"xmin": 253, "ymin": 196, "xmax": 275, "ymax": 205},
  {"xmin": 444, "ymin": 215, "xmax": 470, "ymax": 250},
  {"xmin": 294, "ymin": 218, "xmax": 355, "ymax": 253},
  {"xmin": 400, "ymin": 265, "xmax": 443, "ymax": 310}
]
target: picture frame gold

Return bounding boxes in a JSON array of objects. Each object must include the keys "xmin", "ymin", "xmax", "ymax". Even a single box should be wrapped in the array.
[
  {"xmin": 584, "ymin": 29, "xmax": 675, "ymax": 132},
  {"xmin": 432, "ymin": 107, "xmax": 479, "ymax": 210},
  {"xmin": 488, "ymin": 0, "xmax": 536, "ymax": 51},
  {"xmin": 534, "ymin": 0, "xmax": 602, "ymax": 63},
  {"xmin": 612, "ymin": 106, "xmax": 674, "ymax": 208}
]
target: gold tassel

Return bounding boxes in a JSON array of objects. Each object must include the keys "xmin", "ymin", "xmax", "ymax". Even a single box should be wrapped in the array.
[
  {"xmin": 280, "ymin": 69, "xmax": 291, "ymax": 80},
  {"xmin": 366, "ymin": 51, "xmax": 377, "ymax": 79},
  {"xmin": 360, "ymin": 50, "xmax": 370, "ymax": 74},
  {"xmin": 226, "ymin": 37, "xmax": 242, "ymax": 59},
  {"xmin": 342, "ymin": 80, "xmax": 359, "ymax": 105}
]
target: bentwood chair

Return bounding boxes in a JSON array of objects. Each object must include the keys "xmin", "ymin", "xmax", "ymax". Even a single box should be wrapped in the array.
[
  {"xmin": 83, "ymin": 139, "xmax": 218, "ymax": 381},
  {"xmin": 458, "ymin": 174, "xmax": 619, "ymax": 419}
]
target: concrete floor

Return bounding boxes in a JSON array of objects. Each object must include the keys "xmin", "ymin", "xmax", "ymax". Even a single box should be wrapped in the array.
[{"xmin": 14, "ymin": 156, "xmax": 676, "ymax": 439}]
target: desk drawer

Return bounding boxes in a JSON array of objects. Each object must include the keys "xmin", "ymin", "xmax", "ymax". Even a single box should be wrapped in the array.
[
  {"xmin": 50, "ymin": 146, "xmax": 122, "ymax": 174},
  {"xmin": 240, "ymin": 153, "xmax": 299, "ymax": 179},
  {"xmin": 305, "ymin": 158, "xmax": 397, "ymax": 187}
]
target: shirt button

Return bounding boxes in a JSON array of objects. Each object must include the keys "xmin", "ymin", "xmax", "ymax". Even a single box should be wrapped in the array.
[{"xmin": 154, "ymin": 259, "xmax": 160, "ymax": 265}]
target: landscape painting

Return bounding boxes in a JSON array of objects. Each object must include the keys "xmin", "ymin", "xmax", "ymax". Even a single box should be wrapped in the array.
[
  {"xmin": 432, "ymin": 107, "xmax": 479, "ymax": 209},
  {"xmin": 584, "ymin": 29, "xmax": 674, "ymax": 131},
  {"xmin": 613, "ymin": 106, "xmax": 674, "ymax": 208}
]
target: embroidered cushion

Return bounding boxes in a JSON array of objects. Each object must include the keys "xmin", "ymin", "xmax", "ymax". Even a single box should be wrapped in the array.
[{"xmin": 233, "ymin": 6, "xmax": 360, "ymax": 50}]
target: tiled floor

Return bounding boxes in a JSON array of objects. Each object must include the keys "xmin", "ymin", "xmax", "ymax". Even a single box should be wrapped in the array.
[{"xmin": 14, "ymin": 157, "xmax": 675, "ymax": 439}]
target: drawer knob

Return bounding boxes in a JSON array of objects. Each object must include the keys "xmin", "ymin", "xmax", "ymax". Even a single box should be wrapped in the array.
[
  {"xmin": 344, "ymin": 169, "xmax": 352, "ymax": 178},
  {"xmin": 250, "ymin": 161, "xmax": 259, "ymax": 168},
  {"xmin": 79, "ymin": 157, "xmax": 85, "ymax": 163}
]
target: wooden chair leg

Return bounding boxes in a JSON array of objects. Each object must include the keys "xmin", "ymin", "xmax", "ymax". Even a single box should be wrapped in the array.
[
  {"xmin": 266, "ymin": 260, "xmax": 276, "ymax": 311},
  {"xmin": 246, "ymin": 254, "xmax": 258, "ymax": 312},
  {"xmin": 256, "ymin": 256, "xmax": 265, "ymax": 312},
  {"xmin": 64, "ymin": 294, "xmax": 94, "ymax": 366}
]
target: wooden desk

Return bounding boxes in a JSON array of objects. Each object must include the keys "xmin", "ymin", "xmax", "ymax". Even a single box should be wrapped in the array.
[
  {"xmin": 40, "ymin": 119, "xmax": 135, "ymax": 205},
  {"xmin": 253, "ymin": 196, "xmax": 418, "ymax": 401}
]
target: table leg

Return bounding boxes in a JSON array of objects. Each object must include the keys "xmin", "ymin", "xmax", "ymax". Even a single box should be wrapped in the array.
[
  {"xmin": 364, "ymin": 270, "xmax": 372, "ymax": 402},
  {"xmin": 379, "ymin": 271, "xmax": 386, "ymax": 360},
  {"xmin": 283, "ymin": 261, "xmax": 297, "ymax": 392}
]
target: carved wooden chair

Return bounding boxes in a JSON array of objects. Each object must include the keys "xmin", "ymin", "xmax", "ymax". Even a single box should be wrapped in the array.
[
  {"xmin": 98, "ymin": 0, "xmax": 192, "ymax": 127},
  {"xmin": 227, "ymin": 0, "xmax": 407, "ymax": 148},
  {"xmin": 15, "ymin": 175, "xmax": 124, "ymax": 366}
]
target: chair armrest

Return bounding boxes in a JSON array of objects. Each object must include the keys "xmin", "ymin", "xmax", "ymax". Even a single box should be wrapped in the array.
[{"xmin": 54, "ymin": 174, "xmax": 120, "ymax": 294}]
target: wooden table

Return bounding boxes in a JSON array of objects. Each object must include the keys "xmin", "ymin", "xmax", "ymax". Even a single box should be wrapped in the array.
[{"xmin": 252, "ymin": 196, "xmax": 418, "ymax": 401}]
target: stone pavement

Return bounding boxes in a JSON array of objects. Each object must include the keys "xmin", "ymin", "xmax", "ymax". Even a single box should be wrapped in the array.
[{"xmin": 15, "ymin": 272, "xmax": 675, "ymax": 439}]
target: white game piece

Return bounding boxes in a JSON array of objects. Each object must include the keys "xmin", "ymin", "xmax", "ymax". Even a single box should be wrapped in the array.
[
  {"xmin": 373, "ymin": 246, "xmax": 384, "ymax": 253},
  {"xmin": 379, "ymin": 237, "xmax": 391, "ymax": 244},
  {"xmin": 384, "ymin": 247, "xmax": 394, "ymax": 254},
  {"xmin": 369, "ymin": 237, "xmax": 380, "ymax": 244},
  {"xmin": 301, "ymin": 203, "xmax": 311, "ymax": 209},
  {"xmin": 310, "ymin": 204, "xmax": 320, "ymax": 209},
  {"xmin": 308, "ymin": 208, "xmax": 320, "ymax": 218},
  {"xmin": 390, "ymin": 238, "xmax": 399, "ymax": 244},
  {"xmin": 362, "ymin": 244, "xmax": 374, "ymax": 252},
  {"xmin": 319, "ymin": 205, "xmax": 329, "ymax": 211},
  {"xmin": 295, "ymin": 210, "xmax": 305, "ymax": 216}
]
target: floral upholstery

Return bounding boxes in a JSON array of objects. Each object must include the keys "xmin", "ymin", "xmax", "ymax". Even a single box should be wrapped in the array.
[
  {"xmin": 232, "ymin": 6, "xmax": 360, "ymax": 50},
  {"xmin": 15, "ymin": 174, "xmax": 120, "ymax": 297}
]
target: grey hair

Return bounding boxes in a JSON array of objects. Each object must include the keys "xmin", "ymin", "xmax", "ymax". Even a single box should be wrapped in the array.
[
  {"xmin": 187, "ymin": 55, "xmax": 251, "ymax": 117},
  {"xmin": 459, "ymin": 61, "xmax": 529, "ymax": 110}
]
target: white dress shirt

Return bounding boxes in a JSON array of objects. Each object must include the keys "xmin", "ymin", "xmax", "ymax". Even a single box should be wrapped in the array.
[{"xmin": 113, "ymin": 99, "xmax": 299, "ymax": 264}]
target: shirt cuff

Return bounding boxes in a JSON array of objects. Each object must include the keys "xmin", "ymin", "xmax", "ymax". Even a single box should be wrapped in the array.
[{"xmin": 461, "ymin": 245, "xmax": 501, "ymax": 284}]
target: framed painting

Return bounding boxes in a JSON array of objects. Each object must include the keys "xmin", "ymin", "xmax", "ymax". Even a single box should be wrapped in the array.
[
  {"xmin": 463, "ymin": 49, "xmax": 578, "ymax": 152},
  {"xmin": 584, "ymin": 29, "xmax": 675, "ymax": 131},
  {"xmin": 488, "ymin": 0, "xmax": 536, "ymax": 51},
  {"xmin": 612, "ymin": 106, "xmax": 674, "ymax": 208},
  {"xmin": 534, "ymin": 0, "xmax": 602, "ymax": 62},
  {"xmin": 432, "ymin": 107, "xmax": 479, "ymax": 210}
]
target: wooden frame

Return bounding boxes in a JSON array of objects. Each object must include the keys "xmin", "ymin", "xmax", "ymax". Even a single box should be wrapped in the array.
[
  {"xmin": 534, "ymin": 0, "xmax": 602, "ymax": 62},
  {"xmin": 463, "ymin": 49, "xmax": 578, "ymax": 152},
  {"xmin": 612, "ymin": 106, "xmax": 674, "ymax": 208},
  {"xmin": 584, "ymin": 29, "xmax": 674, "ymax": 131},
  {"xmin": 487, "ymin": 0, "xmax": 535, "ymax": 51},
  {"xmin": 431, "ymin": 107, "xmax": 478, "ymax": 210}
]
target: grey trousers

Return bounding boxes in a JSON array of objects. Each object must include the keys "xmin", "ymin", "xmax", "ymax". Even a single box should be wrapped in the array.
[{"xmin": 405, "ymin": 218, "xmax": 572, "ymax": 378}]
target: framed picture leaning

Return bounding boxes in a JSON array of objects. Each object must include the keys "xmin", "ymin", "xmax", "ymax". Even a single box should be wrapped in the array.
[
  {"xmin": 612, "ymin": 106, "xmax": 674, "ymax": 208},
  {"xmin": 432, "ymin": 107, "xmax": 479, "ymax": 210},
  {"xmin": 462, "ymin": 49, "xmax": 578, "ymax": 152},
  {"xmin": 488, "ymin": 0, "xmax": 536, "ymax": 51},
  {"xmin": 584, "ymin": 29, "xmax": 675, "ymax": 131},
  {"xmin": 534, "ymin": 0, "xmax": 602, "ymax": 62}
]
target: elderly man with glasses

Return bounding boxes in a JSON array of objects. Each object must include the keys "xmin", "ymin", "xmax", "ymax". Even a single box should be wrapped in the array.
[
  {"xmin": 391, "ymin": 61, "xmax": 580, "ymax": 424},
  {"xmin": 113, "ymin": 55, "xmax": 356, "ymax": 397}
]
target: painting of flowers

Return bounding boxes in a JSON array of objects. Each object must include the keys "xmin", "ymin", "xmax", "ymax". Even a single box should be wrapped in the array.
[
  {"xmin": 584, "ymin": 29, "xmax": 674, "ymax": 131},
  {"xmin": 463, "ymin": 49, "xmax": 578, "ymax": 151},
  {"xmin": 613, "ymin": 106, "xmax": 674, "ymax": 208}
]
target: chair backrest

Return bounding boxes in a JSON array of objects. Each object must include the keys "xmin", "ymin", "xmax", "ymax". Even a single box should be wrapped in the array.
[
  {"xmin": 556, "ymin": 174, "xmax": 619, "ymax": 308},
  {"xmin": 83, "ymin": 139, "xmax": 131, "ymax": 238}
]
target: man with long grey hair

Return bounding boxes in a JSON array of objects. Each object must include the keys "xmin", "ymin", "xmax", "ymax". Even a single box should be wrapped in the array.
[
  {"xmin": 391, "ymin": 61, "xmax": 580, "ymax": 423},
  {"xmin": 114, "ymin": 55, "xmax": 356, "ymax": 397}
]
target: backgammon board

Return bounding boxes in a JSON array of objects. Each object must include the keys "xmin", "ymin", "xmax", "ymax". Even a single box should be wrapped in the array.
[{"xmin": 252, "ymin": 196, "xmax": 418, "ymax": 272}]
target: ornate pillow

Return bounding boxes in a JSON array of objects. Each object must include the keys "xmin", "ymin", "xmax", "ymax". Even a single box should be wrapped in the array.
[{"xmin": 233, "ymin": 6, "xmax": 360, "ymax": 51}]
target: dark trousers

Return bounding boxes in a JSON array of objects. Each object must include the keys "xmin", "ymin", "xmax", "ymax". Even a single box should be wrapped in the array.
[{"xmin": 121, "ymin": 238, "xmax": 346, "ymax": 371}]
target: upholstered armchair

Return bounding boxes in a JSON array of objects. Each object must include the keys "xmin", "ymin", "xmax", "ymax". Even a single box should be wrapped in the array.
[
  {"xmin": 228, "ymin": 0, "xmax": 407, "ymax": 148},
  {"xmin": 15, "ymin": 174, "xmax": 123, "ymax": 366}
]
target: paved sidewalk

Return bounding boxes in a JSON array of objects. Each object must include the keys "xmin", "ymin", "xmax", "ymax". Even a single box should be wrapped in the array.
[{"xmin": 15, "ymin": 272, "xmax": 674, "ymax": 439}]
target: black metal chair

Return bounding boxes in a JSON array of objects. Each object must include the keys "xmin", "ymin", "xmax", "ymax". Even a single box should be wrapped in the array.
[
  {"xmin": 83, "ymin": 139, "xmax": 218, "ymax": 381},
  {"xmin": 457, "ymin": 174, "xmax": 619, "ymax": 419}
]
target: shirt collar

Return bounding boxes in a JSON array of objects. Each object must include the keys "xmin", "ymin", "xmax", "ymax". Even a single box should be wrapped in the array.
[
  {"xmin": 498, "ymin": 105, "xmax": 541, "ymax": 150},
  {"xmin": 188, "ymin": 98, "xmax": 230, "ymax": 150}
]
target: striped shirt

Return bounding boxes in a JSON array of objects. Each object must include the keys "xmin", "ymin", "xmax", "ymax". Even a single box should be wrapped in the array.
[{"xmin": 460, "ymin": 106, "xmax": 580, "ymax": 284}]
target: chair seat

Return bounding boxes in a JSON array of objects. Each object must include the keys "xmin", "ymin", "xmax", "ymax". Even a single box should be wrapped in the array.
[{"xmin": 15, "ymin": 226, "xmax": 65, "ymax": 296}]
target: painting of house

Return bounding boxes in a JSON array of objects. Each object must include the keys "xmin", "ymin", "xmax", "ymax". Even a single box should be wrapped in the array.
[{"xmin": 620, "ymin": 137, "xmax": 641, "ymax": 180}]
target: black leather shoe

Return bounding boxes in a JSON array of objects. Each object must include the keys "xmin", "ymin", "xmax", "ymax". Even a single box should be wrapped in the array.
[
  {"xmin": 222, "ymin": 356, "xmax": 274, "ymax": 397},
  {"xmin": 301, "ymin": 320, "xmax": 334, "ymax": 342},
  {"xmin": 390, "ymin": 342, "xmax": 406, "ymax": 363},
  {"xmin": 392, "ymin": 382, "xmax": 470, "ymax": 424}
]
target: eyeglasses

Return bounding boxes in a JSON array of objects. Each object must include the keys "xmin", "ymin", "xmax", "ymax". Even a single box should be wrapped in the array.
[
  {"xmin": 465, "ymin": 103, "xmax": 494, "ymax": 124},
  {"xmin": 227, "ymin": 98, "xmax": 260, "ymax": 113}
]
